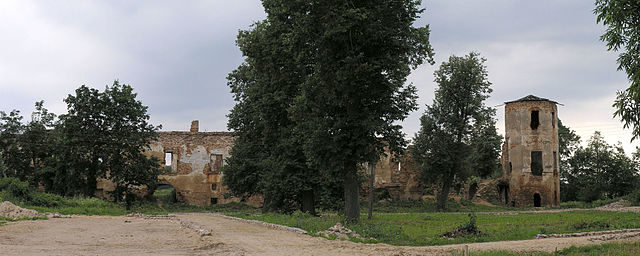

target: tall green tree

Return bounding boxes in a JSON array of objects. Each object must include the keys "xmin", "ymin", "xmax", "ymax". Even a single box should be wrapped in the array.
[
  {"xmin": 557, "ymin": 119, "xmax": 581, "ymax": 201},
  {"xmin": 223, "ymin": 17, "xmax": 327, "ymax": 214},
  {"xmin": 57, "ymin": 81, "xmax": 161, "ymax": 206},
  {"xmin": 468, "ymin": 109, "xmax": 503, "ymax": 178},
  {"xmin": 412, "ymin": 52, "xmax": 494, "ymax": 210},
  {"xmin": 289, "ymin": 0, "xmax": 434, "ymax": 223},
  {"xmin": 0, "ymin": 110, "xmax": 26, "ymax": 179},
  {"xmin": 224, "ymin": 0, "xmax": 433, "ymax": 221},
  {"xmin": 564, "ymin": 131, "xmax": 637, "ymax": 202},
  {"xmin": 20, "ymin": 101, "xmax": 57, "ymax": 186},
  {"xmin": 594, "ymin": 0, "xmax": 640, "ymax": 140}
]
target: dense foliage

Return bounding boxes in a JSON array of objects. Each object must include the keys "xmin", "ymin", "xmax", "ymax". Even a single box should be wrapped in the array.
[
  {"xmin": 412, "ymin": 52, "xmax": 499, "ymax": 210},
  {"xmin": 562, "ymin": 132, "xmax": 639, "ymax": 202},
  {"xmin": 224, "ymin": 0, "xmax": 434, "ymax": 221},
  {"xmin": 0, "ymin": 81, "xmax": 161, "ymax": 208},
  {"xmin": 594, "ymin": 0, "xmax": 640, "ymax": 141}
]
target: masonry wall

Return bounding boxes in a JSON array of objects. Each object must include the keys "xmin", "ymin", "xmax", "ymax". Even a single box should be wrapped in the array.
[
  {"xmin": 147, "ymin": 131, "xmax": 236, "ymax": 206},
  {"xmin": 502, "ymin": 101, "xmax": 560, "ymax": 207},
  {"xmin": 364, "ymin": 151, "xmax": 422, "ymax": 201}
]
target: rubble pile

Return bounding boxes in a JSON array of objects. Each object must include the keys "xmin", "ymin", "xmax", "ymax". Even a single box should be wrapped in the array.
[{"xmin": 0, "ymin": 201, "xmax": 43, "ymax": 219}]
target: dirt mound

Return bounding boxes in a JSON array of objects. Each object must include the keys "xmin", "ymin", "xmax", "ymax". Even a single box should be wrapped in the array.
[
  {"xmin": 597, "ymin": 200, "xmax": 632, "ymax": 210},
  {"xmin": 0, "ymin": 201, "xmax": 43, "ymax": 219}
]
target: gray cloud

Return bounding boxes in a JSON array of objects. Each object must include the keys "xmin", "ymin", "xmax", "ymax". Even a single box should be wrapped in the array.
[{"xmin": 0, "ymin": 1, "xmax": 637, "ymax": 153}]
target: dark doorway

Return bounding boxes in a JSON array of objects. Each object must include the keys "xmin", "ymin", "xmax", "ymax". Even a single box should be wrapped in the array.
[
  {"xmin": 534, "ymin": 193, "xmax": 541, "ymax": 207},
  {"xmin": 498, "ymin": 184, "xmax": 509, "ymax": 205},
  {"xmin": 468, "ymin": 182, "xmax": 479, "ymax": 200}
]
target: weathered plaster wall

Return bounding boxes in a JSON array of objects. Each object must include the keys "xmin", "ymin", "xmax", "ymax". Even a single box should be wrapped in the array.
[
  {"xmin": 148, "ymin": 131, "xmax": 236, "ymax": 206},
  {"xmin": 502, "ymin": 100, "xmax": 560, "ymax": 207}
]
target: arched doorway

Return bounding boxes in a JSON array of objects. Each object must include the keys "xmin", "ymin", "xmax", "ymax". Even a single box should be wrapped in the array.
[
  {"xmin": 533, "ymin": 193, "xmax": 541, "ymax": 207},
  {"xmin": 153, "ymin": 184, "xmax": 176, "ymax": 205}
]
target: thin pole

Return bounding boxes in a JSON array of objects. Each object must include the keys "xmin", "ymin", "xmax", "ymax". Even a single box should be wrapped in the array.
[{"xmin": 368, "ymin": 162, "xmax": 375, "ymax": 220}]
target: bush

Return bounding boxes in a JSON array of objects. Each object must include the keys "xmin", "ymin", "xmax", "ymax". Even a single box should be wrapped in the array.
[
  {"xmin": 29, "ymin": 192, "xmax": 64, "ymax": 207},
  {"xmin": 0, "ymin": 177, "xmax": 32, "ymax": 202},
  {"xmin": 441, "ymin": 213, "xmax": 485, "ymax": 238},
  {"xmin": 623, "ymin": 189, "xmax": 640, "ymax": 205}
]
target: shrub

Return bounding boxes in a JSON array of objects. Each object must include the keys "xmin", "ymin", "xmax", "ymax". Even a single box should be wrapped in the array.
[
  {"xmin": 0, "ymin": 177, "xmax": 31, "ymax": 202},
  {"xmin": 441, "ymin": 213, "xmax": 485, "ymax": 238}
]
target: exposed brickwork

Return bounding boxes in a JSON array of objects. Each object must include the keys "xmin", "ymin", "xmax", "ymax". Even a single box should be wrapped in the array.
[{"xmin": 501, "ymin": 96, "xmax": 561, "ymax": 207}]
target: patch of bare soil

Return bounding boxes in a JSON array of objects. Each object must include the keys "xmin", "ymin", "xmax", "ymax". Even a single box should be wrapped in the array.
[
  {"xmin": 0, "ymin": 201, "xmax": 43, "ymax": 219},
  {"xmin": 0, "ymin": 215, "xmax": 221, "ymax": 256}
]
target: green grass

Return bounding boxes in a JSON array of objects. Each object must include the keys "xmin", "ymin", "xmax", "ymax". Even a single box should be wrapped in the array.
[
  {"xmin": 457, "ymin": 241, "xmax": 640, "ymax": 255},
  {"xmin": 234, "ymin": 210, "xmax": 640, "ymax": 246},
  {"xmin": 361, "ymin": 198, "xmax": 523, "ymax": 213},
  {"xmin": 21, "ymin": 197, "xmax": 260, "ymax": 216}
]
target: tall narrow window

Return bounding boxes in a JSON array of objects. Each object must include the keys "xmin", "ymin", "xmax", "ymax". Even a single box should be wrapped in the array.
[
  {"xmin": 551, "ymin": 112, "xmax": 555, "ymax": 128},
  {"xmin": 553, "ymin": 151, "xmax": 558, "ymax": 173},
  {"xmin": 530, "ymin": 111, "xmax": 540, "ymax": 130},
  {"xmin": 164, "ymin": 152, "xmax": 174, "ymax": 172},
  {"xmin": 531, "ymin": 151, "xmax": 543, "ymax": 176},
  {"xmin": 211, "ymin": 154, "xmax": 223, "ymax": 172}
]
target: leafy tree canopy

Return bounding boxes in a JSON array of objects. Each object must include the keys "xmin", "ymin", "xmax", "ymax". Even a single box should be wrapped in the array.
[
  {"xmin": 563, "ymin": 131, "xmax": 637, "ymax": 202},
  {"xmin": 56, "ymin": 81, "xmax": 161, "ymax": 207},
  {"xmin": 595, "ymin": 0, "xmax": 640, "ymax": 140},
  {"xmin": 412, "ymin": 52, "xmax": 497, "ymax": 210}
]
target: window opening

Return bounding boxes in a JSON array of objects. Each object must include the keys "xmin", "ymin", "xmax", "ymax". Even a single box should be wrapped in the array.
[
  {"xmin": 551, "ymin": 112, "xmax": 555, "ymax": 128},
  {"xmin": 210, "ymin": 198, "xmax": 218, "ymax": 205},
  {"xmin": 553, "ymin": 151, "xmax": 558, "ymax": 175},
  {"xmin": 530, "ymin": 110, "xmax": 540, "ymax": 130},
  {"xmin": 211, "ymin": 183, "xmax": 217, "ymax": 191},
  {"xmin": 531, "ymin": 151, "xmax": 543, "ymax": 176},
  {"xmin": 211, "ymin": 154, "xmax": 223, "ymax": 172},
  {"xmin": 164, "ymin": 152, "xmax": 173, "ymax": 172},
  {"xmin": 534, "ymin": 193, "xmax": 541, "ymax": 207},
  {"xmin": 508, "ymin": 162, "xmax": 512, "ymax": 174}
]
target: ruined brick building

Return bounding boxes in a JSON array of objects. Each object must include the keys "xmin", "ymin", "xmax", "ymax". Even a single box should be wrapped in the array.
[
  {"xmin": 500, "ymin": 95, "xmax": 560, "ymax": 207},
  {"xmin": 98, "ymin": 120, "xmax": 419, "ymax": 206}
]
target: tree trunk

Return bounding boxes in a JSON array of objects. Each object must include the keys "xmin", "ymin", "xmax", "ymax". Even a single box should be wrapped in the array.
[
  {"xmin": 437, "ymin": 171, "xmax": 455, "ymax": 211},
  {"xmin": 86, "ymin": 166, "xmax": 97, "ymax": 197},
  {"xmin": 344, "ymin": 167, "xmax": 360, "ymax": 223},
  {"xmin": 368, "ymin": 162, "xmax": 375, "ymax": 220},
  {"xmin": 262, "ymin": 194, "xmax": 272, "ymax": 214},
  {"xmin": 301, "ymin": 190, "xmax": 316, "ymax": 215}
]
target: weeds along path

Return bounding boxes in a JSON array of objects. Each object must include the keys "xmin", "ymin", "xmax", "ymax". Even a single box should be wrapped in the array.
[{"xmin": 176, "ymin": 213, "xmax": 640, "ymax": 255}]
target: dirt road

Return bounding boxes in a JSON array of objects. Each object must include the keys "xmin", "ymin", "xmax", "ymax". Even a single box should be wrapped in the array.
[{"xmin": 1, "ymin": 213, "xmax": 640, "ymax": 256}]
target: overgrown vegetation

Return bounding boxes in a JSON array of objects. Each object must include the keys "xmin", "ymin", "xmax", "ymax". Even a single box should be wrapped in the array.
[
  {"xmin": 234, "ymin": 209, "xmax": 640, "ymax": 246},
  {"xmin": 0, "ymin": 177, "xmax": 260, "ymax": 216},
  {"xmin": 0, "ymin": 82, "xmax": 162, "ymax": 208}
]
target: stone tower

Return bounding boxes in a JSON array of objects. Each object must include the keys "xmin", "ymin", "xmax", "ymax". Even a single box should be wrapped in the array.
[{"xmin": 500, "ymin": 95, "xmax": 560, "ymax": 207}]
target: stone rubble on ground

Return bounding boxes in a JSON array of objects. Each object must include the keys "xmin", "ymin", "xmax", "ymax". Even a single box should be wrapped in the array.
[
  {"xmin": 0, "ymin": 201, "xmax": 44, "ymax": 219},
  {"xmin": 535, "ymin": 228, "xmax": 640, "ymax": 239},
  {"xmin": 596, "ymin": 200, "xmax": 631, "ymax": 210},
  {"xmin": 316, "ymin": 222, "xmax": 363, "ymax": 240},
  {"xmin": 46, "ymin": 212, "xmax": 71, "ymax": 218}
]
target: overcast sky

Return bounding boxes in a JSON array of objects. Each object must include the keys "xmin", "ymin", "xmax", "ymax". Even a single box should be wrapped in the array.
[{"xmin": 0, "ymin": 0, "xmax": 637, "ymax": 153}]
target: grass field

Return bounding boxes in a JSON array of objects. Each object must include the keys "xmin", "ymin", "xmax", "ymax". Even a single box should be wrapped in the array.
[{"xmin": 233, "ymin": 210, "xmax": 640, "ymax": 246}]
